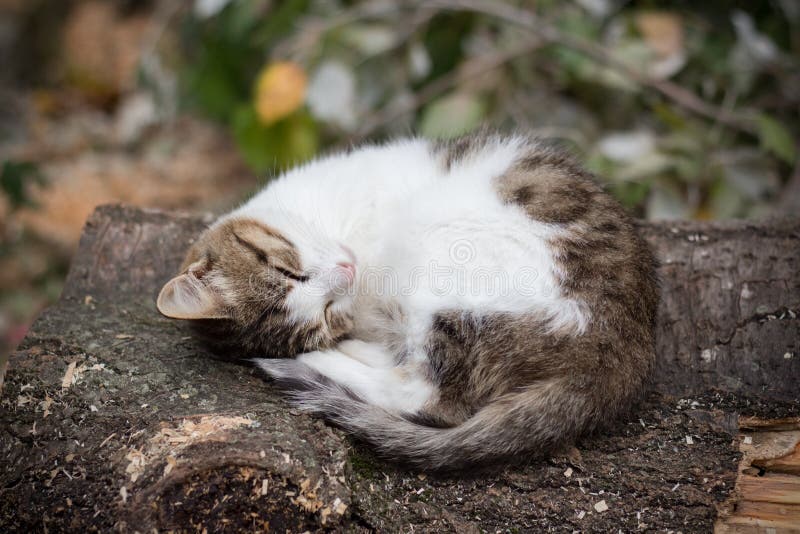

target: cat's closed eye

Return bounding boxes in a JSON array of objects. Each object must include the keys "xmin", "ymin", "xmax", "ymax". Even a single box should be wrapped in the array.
[
  {"xmin": 273, "ymin": 265, "xmax": 309, "ymax": 283},
  {"xmin": 230, "ymin": 228, "xmax": 307, "ymax": 282}
]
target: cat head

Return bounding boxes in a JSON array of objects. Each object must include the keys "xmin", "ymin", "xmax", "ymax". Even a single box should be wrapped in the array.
[{"xmin": 156, "ymin": 217, "xmax": 356, "ymax": 358}]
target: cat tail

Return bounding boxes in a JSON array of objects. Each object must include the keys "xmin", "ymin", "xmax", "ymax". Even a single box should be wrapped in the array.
[{"xmin": 256, "ymin": 359, "xmax": 593, "ymax": 471}]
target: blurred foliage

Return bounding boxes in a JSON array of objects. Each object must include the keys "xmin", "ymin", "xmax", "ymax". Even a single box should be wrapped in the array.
[
  {"xmin": 153, "ymin": 0, "xmax": 797, "ymax": 217},
  {"xmin": 0, "ymin": 160, "xmax": 45, "ymax": 209},
  {"xmin": 0, "ymin": 157, "xmax": 65, "ymax": 354}
]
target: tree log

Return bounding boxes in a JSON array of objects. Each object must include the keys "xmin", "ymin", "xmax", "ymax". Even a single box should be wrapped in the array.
[{"xmin": 1, "ymin": 205, "xmax": 798, "ymax": 532}]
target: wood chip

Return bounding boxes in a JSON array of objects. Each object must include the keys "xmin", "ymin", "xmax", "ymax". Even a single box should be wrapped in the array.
[
  {"xmin": 42, "ymin": 396, "xmax": 53, "ymax": 418},
  {"xmin": 594, "ymin": 500, "xmax": 609, "ymax": 513},
  {"xmin": 119, "ymin": 486, "xmax": 128, "ymax": 503},
  {"xmin": 163, "ymin": 456, "xmax": 177, "ymax": 477},
  {"xmin": 564, "ymin": 467, "xmax": 573, "ymax": 478},
  {"xmin": 333, "ymin": 497, "xmax": 347, "ymax": 515},
  {"xmin": 740, "ymin": 416, "xmax": 800, "ymax": 432},
  {"xmin": 320, "ymin": 506, "xmax": 331, "ymax": 524},
  {"xmin": 61, "ymin": 361, "xmax": 77, "ymax": 390}
]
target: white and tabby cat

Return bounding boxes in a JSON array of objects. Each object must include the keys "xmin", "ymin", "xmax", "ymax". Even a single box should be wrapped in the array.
[{"xmin": 157, "ymin": 133, "xmax": 658, "ymax": 470}]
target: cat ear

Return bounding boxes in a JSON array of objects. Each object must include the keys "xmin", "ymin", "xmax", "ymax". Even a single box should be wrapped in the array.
[{"xmin": 156, "ymin": 260, "xmax": 229, "ymax": 320}]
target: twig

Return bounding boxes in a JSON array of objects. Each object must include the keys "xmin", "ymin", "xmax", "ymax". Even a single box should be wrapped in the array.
[
  {"xmin": 425, "ymin": 0, "xmax": 757, "ymax": 134},
  {"xmin": 98, "ymin": 432, "xmax": 117, "ymax": 449},
  {"xmin": 353, "ymin": 36, "xmax": 545, "ymax": 140},
  {"xmin": 354, "ymin": 8, "xmax": 438, "ymax": 69},
  {"xmin": 273, "ymin": 1, "xmax": 409, "ymax": 61}
]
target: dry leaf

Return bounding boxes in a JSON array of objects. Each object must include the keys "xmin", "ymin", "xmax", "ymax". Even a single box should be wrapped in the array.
[
  {"xmin": 635, "ymin": 11, "xmax": 684, "ymax": 58},
  {"xmin": 254, "ymin": 62, "xmax": 307, "ymax": 125}
]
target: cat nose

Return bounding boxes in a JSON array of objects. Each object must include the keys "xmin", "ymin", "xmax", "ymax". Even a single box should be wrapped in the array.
[{"xmin": 336, "ymin": 261, "xmax": 356, "ymax": 282}]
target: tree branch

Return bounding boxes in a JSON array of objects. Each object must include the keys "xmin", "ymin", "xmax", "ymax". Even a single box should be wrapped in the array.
[
  {"xmin": 353, "ymin": 36, "xmax": 545, "ymax": 140},
  {"xmin": 425, "ymin": 0, "xmax": 757, "ymax": 134}
]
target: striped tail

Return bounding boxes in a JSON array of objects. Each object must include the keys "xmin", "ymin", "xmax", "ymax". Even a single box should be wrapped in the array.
[{"xmin": 256, "ymin": 358, "xmax": 598, "ymax": 471}]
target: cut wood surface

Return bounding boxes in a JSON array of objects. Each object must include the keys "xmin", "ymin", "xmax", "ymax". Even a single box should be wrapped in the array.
[
  {"xmin": 717, "ymin": 420, "xmax": 800, "ymax": 533},
  {"xmin": 1, "ymin": 205, "xmax": 798, "ymax": 532}
]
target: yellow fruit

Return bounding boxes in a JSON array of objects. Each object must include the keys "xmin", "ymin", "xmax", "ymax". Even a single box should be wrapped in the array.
[{"xmin": 254, "ymin": 62, "xmax": 308, "ymax": 125}]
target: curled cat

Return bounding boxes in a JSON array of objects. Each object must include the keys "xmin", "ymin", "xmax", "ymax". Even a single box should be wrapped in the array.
[{"xmin": 157, "ymin": 133, "xmax": 659, "ymax": 470}]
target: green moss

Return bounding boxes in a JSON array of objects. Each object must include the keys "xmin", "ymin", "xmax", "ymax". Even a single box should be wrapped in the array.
[{"xmin": 348, "ymin": 448, "xmax": 381, "ymax": 479}]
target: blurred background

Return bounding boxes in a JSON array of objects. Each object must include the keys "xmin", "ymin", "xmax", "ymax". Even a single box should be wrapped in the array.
[{"xmin": 0, "ymin": 0, "xmax": 797, "ymax": 357}]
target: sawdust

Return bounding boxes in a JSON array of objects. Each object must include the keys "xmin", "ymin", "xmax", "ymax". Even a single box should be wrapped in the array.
[{"xmin": 124, "ymin": 415, "xmax": 255, "ymax": 483}]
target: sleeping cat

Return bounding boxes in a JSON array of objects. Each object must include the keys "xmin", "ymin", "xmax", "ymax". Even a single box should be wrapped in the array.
[{"xmin": 157, "ymin": 133, "xmax": 659, "ymax": 470}]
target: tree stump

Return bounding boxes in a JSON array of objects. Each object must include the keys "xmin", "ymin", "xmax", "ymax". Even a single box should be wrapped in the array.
[{"xmin": 1, "ymin": 205, "xmax": 798, "ymax": 532}]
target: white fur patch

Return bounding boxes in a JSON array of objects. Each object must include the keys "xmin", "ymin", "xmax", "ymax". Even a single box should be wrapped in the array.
[{"xmin": 296, "ymin": 350, "xmax": 435, "ymax": 414}]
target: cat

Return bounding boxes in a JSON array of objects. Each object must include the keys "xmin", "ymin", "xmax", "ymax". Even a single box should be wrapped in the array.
[{"xmin": 157, "ymin": 133, "xmax": 659, "ymax": 470}]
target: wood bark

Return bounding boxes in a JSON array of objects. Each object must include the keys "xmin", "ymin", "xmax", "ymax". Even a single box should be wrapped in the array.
[{"xmin": 1, "ymin": 205, "xmax": 798, "ymax": 532}]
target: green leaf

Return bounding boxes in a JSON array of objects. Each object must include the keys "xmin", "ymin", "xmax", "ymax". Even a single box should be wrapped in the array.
[
  {"xmin": 652, "ymin": 103, "xmax": 687, "ymax": 131},
  {"xmin": 756, "ymin": 113, "xmax": 796, "ymax": 164},
  {"xmin": 252, "ymin": 0, "xmax": 311, "ymax": 48},
  {"xmin": 182, "ymin": 39, "xmax": 250, "ymax": 121},
  {"xmin": 708, "ymin": 178, "xmax": 746, "ymax": 219},
  {"xmin": 0, "ymin": 160, "xmax": 45, "ymax": 209},
  {"xmin": 222, "ymin": 0, "xmax": 267, "ymax": 41},
  {"xmin": 422, "ymin": 13, "xmax": 475, "ymax": 81},
  {"xmin": 419, "ymin": 93, "xmax": 486, "ymax": 139},
  {"xmin": 609, "ymin": 180, "xmax": 650, "ymax": 210},
  {"xmin": 232, "ymin": 105, "xmax": 319, "ymax": 172}
]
